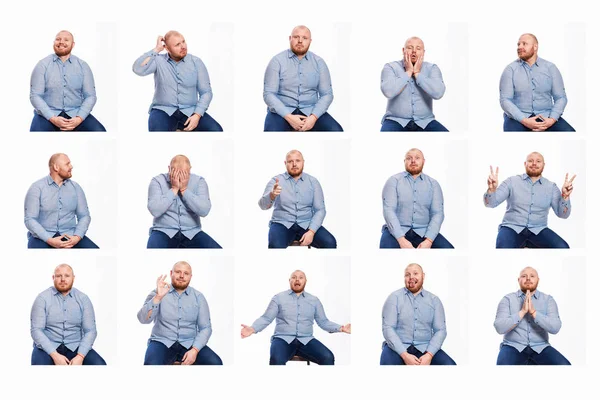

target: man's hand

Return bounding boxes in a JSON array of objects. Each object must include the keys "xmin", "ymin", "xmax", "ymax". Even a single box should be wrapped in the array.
[
  {"xmin": 270, "ymin": 178, "xmax": 282, "ymax": 201},
  {"xmin": 61, "ymin": 116, "xmax": 83, "ymax": 131},
  {"xmin": 521, "ymin": 116, "xmax": 546, "ymax": 131},
  {"xmin": 397, "ymin": 236, "xmax": 415, "ymax": 249},
  {"xmin": 179, "ymin": 169, "xmax": 190, "ymax": 194},
  {"xmin": 562, "ymin": 173, "xmax": 576, "ymax": 200},
  {"xmin": 417, "ymin": 238, "xmax": 433, "ymax": 249},
  {"xmin": 46, "ymin": 235, "xmax": 69, "ymax": 249},
  {"xmin": 413, "ymin": 54, "xmax": 424, "ymax": 78},
  {"xmin": 539, "ymin": 117, "xmax": 556, "ymax": 131},
  {"xmin": 487, "ymin": 166, "xmax": 499, "ymax": 194},
  {"xmin": 418, "ymin": 352, "xmax": 433, "ymax": 366},
  {"xmin": 299, "ymin": 115, "xmax": 317, "ymax": 131},
  {"xmin": 240, "ymin": 324, "xmax": 255, "ymax": 338},
  {"xmin": 284, "ymin": 114, "xmax": 306, "ymax": 131},
  {"xmin": 70, "ymin": 354, "xmax": 84, "ymax": 366},
  {"xmin": 183, "ymin": 113, "xmax": 201, "ymax": 131},
  {"xmin": 403, "ymin": 50, "xmax": 414, "ymax": 77},
  {"xmin": 299, "ymin": 229, "xmax": 315, "ymax": 246},
  {"xmin": 527, "ymin": 291, "xmax": 537, "ymax": 319},
  {"xmin": 154, "ymin": 36, "xmax": 166, "ymax": 53},
  {"xmin": 340, "ymin": 323, "xmax": 351, "ymax": 334},
  {"xmin": 155, "ymin": 274, "xmax": 170, "ymax": 303},
  {"xmin": 62, "ymin": 234, "xmax": 82, "ymax": 248},
  {"xmin": 519, "ymin": 290, "xmax": 529, "ymax": 320},
  {"xmin": 49, "ymin": 116, "xmax": 71, "ymax": 130},
  {"xmin": 50, "ymin": 352, "xmax": 71, "ymax": 365},
  {"xmin": 181, "ymin": 347, "xmax": 199, "ymax": 365},
  {"xmin": 400, "ymin": 351, "xmax": 421, "ymax": 365},
  {"xmin": 170, "ymin": 168, "xmax": 181, "ymax": 195}
]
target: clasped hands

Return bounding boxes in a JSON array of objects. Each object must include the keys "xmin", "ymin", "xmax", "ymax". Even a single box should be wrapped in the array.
[{"xmin": 284, "ymin": 113, "xmax": 318, "ymax": 131}]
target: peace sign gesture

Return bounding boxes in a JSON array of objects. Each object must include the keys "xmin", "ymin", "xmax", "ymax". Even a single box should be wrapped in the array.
[
  {"xmin": 487, "ymin": 166, "xmax": 499, "ymax": 193},
  {"xmin": 562, "ymin": 173, "xmax": 576, "ymax": 200}
]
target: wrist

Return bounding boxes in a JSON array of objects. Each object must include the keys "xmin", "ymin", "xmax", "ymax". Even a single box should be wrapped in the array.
[{"xmin": 76, "ymin": 353, "xmax": 85, "ymax": 360}]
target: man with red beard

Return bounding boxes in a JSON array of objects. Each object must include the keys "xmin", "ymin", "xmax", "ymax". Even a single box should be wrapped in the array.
[
  {"xmin": 30, "ymin": 264, "xmax": 106, "ymax": 365},
  {"xmin": 494, "ymin": 267, "xmax": 570, "ymax": 365},
  {"xmin": 240, "ymin": 270, "xmax": 351, "ymax": 365},
  {"xmin": 24, "ymin": 153, "xmax": 99, "ymax": 248},
  {"xmin": 137, "ymin": 261, "xmax": 222, "ymax": 365},
  {"xmin": 500, "ymin": 33, "xmax": 575, "ymax": 131},
  {"xmin": 30, "ymin": 30, "xmax": 106, "ymax": 131},
  {"xmin": 380, "ymin": 263, "xmax": 456, "ymax": 365},
  {"xmin": 133, "ymin": 30, "xmax": 223, "ymax": 131},
  {"xmin": 484, "ymin": 152, "xmax": 575, "ymax": 248},
  {"xmin": 380, "ymin": 148, "xmax": 453, "ymax": 248},
  {"xmin": 258, "ymin": 149, "xmax": 337, "ymax": 248},
  {"xmin": 263, "ymin": 25, "xmax": 343, "ymax": 131}
]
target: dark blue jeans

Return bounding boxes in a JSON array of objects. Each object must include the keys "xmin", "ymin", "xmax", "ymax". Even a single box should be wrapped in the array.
[
  {"xmin": 381, "ymin": 119, "xmax": 448, "ymax": 132},
  {"xmin": 144, "ymin": 340, "xmax": 223, "ymax": 365},
  {"xmin": 379, "ymin": 227, "xmax": 454, "ymax": 249},
  {"xmin": 27, "ymin": 233, "xmax": 99, "ymax": 249},
  {"xmin": 148, "ymin": 109, "xmax": 223, "ymax": 131},
  {"xmin": 380, "ymin": 343, "xmax": 456, "ymax": 365},
  {"xmin": 264, "ymin": 109, "xmax": 343, "ymax": 131},
  {"xmin": 497, "ymin": 345, "xmax": 570, "ymax": 365},
  {"xmin": 30, "ymin": 111, "xmax": 106, "ymax": 131},
  {"xmin": 496, "ymin": 226, "xmax": 569, "ymax": 249},
  {"xmin": 268, "ymin": 222, "xmax": 337, "ymax": 248},
  {"xmin": 503, "ymin": 114, "xmax": 575, "ymax": 132},
  {"xmin": 31, "ymin": 343, "xmax": 106, "ymax": 365},
  {"xmin": 270, "ymin": 337, "xmax": 335, "ymax": 365},
  {"xmin": 147, "ymin": 230, "xmax": 222, "ymax": 249}
]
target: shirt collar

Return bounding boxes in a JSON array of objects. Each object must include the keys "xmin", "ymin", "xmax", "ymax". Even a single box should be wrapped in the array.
[
  {"xmin": 287, "ymin": 48, "xmax": 310, "ymax": 61},
  {"xmin": 170, "ymin": 286, "xmax": 190, "ymax": 296},
  {"xmin": 46, "ymin": 175, "xmax": 69, "ymax": 186},
  {"xmin": 52, "ymin": 54, "xmax": 74, "ymax": 63},
  {"xmin": 402, "ymin": 171, "xmax": 424, "ymax": 181},
  {"xmin": 403, "ymin": 287, "xmax": 424, "ymax": 297},
  {"xmin": 283, "ymin": 172, "xmax": 304, "ymax": 181},
  {"xmin": 287, "ymin": 289, "xmax": 305, "ymax": 297},
  {"xmin": 518, "ymin": 57, "xmax": 539, "ymax": 68},
  {"xmin": 521, "ymin": 173, "xmax": 543, "ymax": 184},
  {"xmin": 51, "ymin": 286, "xmax": 73, "ymax": 297},
  {"xmin": 517, "ymin": 290, "xmax": 539, "ymax": 299},
  {"xmin": 167, "ymin": 54, "xmax": 187, "ymax": 64}
]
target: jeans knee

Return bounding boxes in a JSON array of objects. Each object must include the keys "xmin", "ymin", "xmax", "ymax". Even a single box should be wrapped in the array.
[{"xmin": 320, "ymin": 350, "xmax": 335, "ymax": 365}]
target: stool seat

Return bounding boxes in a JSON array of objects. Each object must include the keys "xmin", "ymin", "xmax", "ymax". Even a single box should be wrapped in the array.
[
  {"xmin": 290, "ymin": 240, "xmax": 311, "ymax": 248},
  {"xmin": 289, "ymin": 355, "xmax": 310, "ymax": 365}
]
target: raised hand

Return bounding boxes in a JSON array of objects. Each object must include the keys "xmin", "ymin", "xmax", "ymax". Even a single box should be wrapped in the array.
[
  {"xmin": 240, "ymin": 324, "xmax": 255, "ymax": 339},
  {"xmin": 562, "ymin": 173, "xmax": 576, "ymax": 200},
  {"xmin": 340, "ymin": 323, "xmax": 351, "ymax": 334},
  {"xmin": 154, "ymin": 36, "xmax": 166, "ymax": 53},
  {"xmin": 487, "ymin": 166, "xmax": 499, "ymax": 193},
  {"xmin": 170, "ymin": 167, "xmax": 181, "ymax": 194},
  {"xmin": 179, "ymin": 169, "xmax": 190, "ymax": 193},
  {"xmin": 403, "ymin": 49, "xmax": 414, "ymax": 77},
  {"xmin": 270, "ymin": 178, "xmax": 282, "ymax": 201},
  {"xmin": 519, "ymin": 290, "xmax": 529, "ymax": 319},
  {"xmin": 413, "ymin": 54, "xmax": 423, "ymax": 77},
  {"xmin": 155, "ymin": 274, "xmax": 170, "ymax": 301}
]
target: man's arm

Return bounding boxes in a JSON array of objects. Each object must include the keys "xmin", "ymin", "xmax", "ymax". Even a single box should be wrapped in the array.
[
  {"xmin": 263, "ymin": 58, "xmax": 289, "ymax": 117},
  {"xmin": 310, "ymin": 58, "xmax": 334, "ymax": 119},
  {"xmin": 381, "ymin": 293, "xmax": 408, "ymax": 355},
  {"xmin": 30, "ymin": 61, "xmax": 56, "ymax": 120},
  {"xmin": 24, "ymin": 184, "xmax": 53, "ymax": 242},
  {"xmin": 314, "ymin": 298, "xmax": 342, "ymax": 333},
  {"xmin": 380, "ymin": 62, "xmax": 410, "ymax": 99},
  {"xmin": 30, "ymin": 296, "xmax": 57, "ymax": 355},
  {"xmin": 193, "ymin": 57, "xmax": 213, "ymax": 117},
  {"xmin": 77, "ymin": 61, "xmax": 97, "ymax": 121},
  {"xmin": 499, "ymin": 66, "xmax": 529, "ymax": 122},
  {"xmin": 533, "ymin": 295, "xmax": 562, "ymax": 335},
  {"xmin": 382, "ymin": 176, "xmax": 406, "ymax": 239},
  {"xmin": 258, "ymin": 177, "xmax": 278, "ymax": 210},
  {"xmin": 180, "ymin": 176, "xmax": 211, "ymax": 217},
  {"xmin": 73, "ymin": 182, "xmax": 91, "ymax": 238},
  {"xmin": 132, "ymin": 50, "xmax": 160, "ymax": 76},
  {"xmin": 307, "ymin": 178, "xmax": 326, "ymax": 233},
  {"xmin": 192, "ymin": 293, "xmax": 213, "ymax": 351},
  {"xmin": 147, "ymin": 177, "xmax": 177, "ymax": 218},
  {"xmin": 551, "ymin": 183, "xmax": 571, "ymax": 219},
  {"xmin": 493, "ymin": 296, "xmax": 523, "ymax": 334},
  {"xmin": 423, "ymin": 180, "xmax": 444, "ymax": 241},
  {"xmin": 137, "ymin": 291, "xmax": 160, "ymax": 324},
  {"xmin": 425, "ymin": 297, "xmax": 447, "ymax": 355},
  {"xmin": 78, "ymin": 294, "xmax": 98, "ymax": 357},
  {"xmin": 483, "ymin": 179, "xmax": 510, "ymax": 208},
  {"xmin": 548, "ymin": 64, "xmax": 567, "ymax": 121},
  {"xmin": 250, "ymin": 296, "xmax": 279, "ymax": 333},
  {"xmin": 415, "ymin": 63, "xmax": 445, "ymax": 100}
]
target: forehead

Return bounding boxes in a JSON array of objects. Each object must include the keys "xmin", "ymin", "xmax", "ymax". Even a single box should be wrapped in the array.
[
  {"xmin": 519, "ymin": 35, "xmax": 534, "ymax": 44},
  {"xmin": 58, "ymin": 155, "xmax": 71, "ymax": 164},
  {"xmin": 56, "ymin": 31, "xmax": 73, "ymax": 40},
  {"xmin": 286, "ymin": 151, "xmax": 303, "ymax": 160},
  {"xmin": 405, "ymin": 265, "xmax": 422, "ymax": 274},
  {"xmin": 167, "ymin": 34, "xmax": 185, "ymax": 44},
  {"xmin": 405, "ymin": 150, "xmax": 423, "ymax": 159},
  {"xmin": 291, "ymin": 27, "xmax": 311, "ymax": 38},
  {"xmin": 290, "ymin": 271, "xmax": 306, "ymax": 279},
  {"xmin": 526, "ymin": 153, "xmax": 544, "ymax": 162},
  {"xmin": 405, "ymin": 38, "xmax": 424, "ymax": 48},
  {"xmin": 520, "ymin": 267, "xmax": 538, "ymax": 276},
  {"xmin": 173, "ymin": 263, "xmax": 192, "ymax": 273},
  {"xmin": 54, "ymin": 266, "xmax": 72, "ymax": 275}
]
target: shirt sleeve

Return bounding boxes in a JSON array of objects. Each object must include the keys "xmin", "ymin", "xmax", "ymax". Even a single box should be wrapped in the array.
[
  {"xmin": 311, "ymin": 58, "xmax": 333, "ymax": 118},
  {"xmin": 147, "ymin": 177, "xmax": 177, "ymax": 218},
  {"xmin": 380, "ymin": 62, "xmax": 410, "ymax": 99},
  {"xmin": 548, "ymin": 64, "xmax": 567, "ymax": 121},
  {"xmin": 415, "ymin": 64, "xmax": 445, "ymax": 100},
  {"xmin": 263, "ymin": 58, "xmax": 289, "ymax": 117},
  {"xmin": 193, "ymin": 293, "xmax": 213, "ymax": 351},
  {"xmin": 78, "ymin": 294, "xmax": 98, "ymax": 357},
  {"xmin": 194, "ymin": 57, "xmax": 213, "ymax": 116},
  {"xmin": 258, "ymin": 177, "xmax": 276, "ymax": 210},
  {"xmin": 493, "ymin": 296, "xmax": 522, "ymax": 334},
  {"xmin": 77, "ymin": 60, "xmax": 97, "ymax": 120},
  {"xmin": 30, "ymin": 295, "xmax": 57, "ymax": 355},
  {"xmin": 30, "ymin": 60, "xmax": 56, "ymax": 120},
  {"xmin": 137, "ymin": 291, "xmax": 160, "ymax": 324},
  {"xmin": 499, "ymin": 65, "xmax": 529, "ymax": 122},
  {"xmin": 426, "ymin": 296, "xmax": 447, "ymax": 355},
  {"xmin": 533, "ymin": 295, "xmax": 562, "ymax": 335},
  {"xmin": 313, "ymin": 298, "xmax": 342, "ymax": 333},
  {"xmin": 424, "ymin": 180, "xmax": 444, "ymax": 241},
  {"xmin": 381, "ymin": 293, "xmax": 407, "ymax": 355},
  {"xmin": 251, "ymin": 296, "xmax": 279, "ymax": 333},
  {"xmin": 308, "ymin": 178, "xmax": 326, "ymax": 233},
  {"xmin": 24, "ymin": 184, "xmax": 53, "ymax": 242},
  {"xmin": 382, "ymin": 176, "xmax": 405, "ymax": 239},
  {"xmin": 483, "ymin": 178, "xmax": 511, "ymax": 208},
  {"xmin": 132, "ymin": 50, "xmax": 159, "ymax": 76},
  {"xmin": 180, "ymin": 177, "xmax": 211, "ymax": 217},
  {"xmin": 551, "ymin": 182, "xmax": 571, "ymax": 219},
  {"xmin": 73, "ymin": 182, "xmax": 91, "ymax": 238}
]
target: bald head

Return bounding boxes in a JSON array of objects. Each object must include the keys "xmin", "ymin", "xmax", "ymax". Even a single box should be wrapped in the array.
[
  {"xmin": 171, "ymin": 261, "xmax": 192, "ymax": 291},
  {"xmin": 405, "ymin": 148, "xmax": 424, "ymax": 159},
  {"xmin": 57, "ymin": 30, "xmax": 74, "ymax": 41},
  {"xmin": 289, "ymin": 26, "xmax": 312, "ymax": 58},
  {"xmin": 524, "ymin": 152, "xmax": 545, "ymax": 178},
  {"xmin": 172, "ymin": 260, "xmax": 192, "ymax": 273},
  {"xmin": 404, "ymin": 148, "xmax": 425, "ymax": 176},
  {"xmin": 48, "ymin": 153, "xmax": 67, "ymax": 168},
  {"xmin": 519, "ymin": 266, "xmax": 538, "ymax": 276},
  {"xmin": 518, "ymin": 266, "xmax": 539, "ymax": 292},
  {"xmin": 285, "ymin": 150, "xmax": 305, "ymax": 178},
  {"xmin": 404, "ymin": 263, "xmax": 425, "ymax": 294},
  {"xmin": 404, "ymin": 263, "xmax": 423, "ymax": 274},
  {"xmin": 404, "ymin": 36, "xmax": 424, "ymax": 49},
  {"xmin": 54, "ymin": 263, "xmax": 74, "ymax": 275},
  {"xmin": 525, "ymin": 151, "xmax": 544, "ymax": 163},
  {"xmin": 53, "ymin": 31, "xmax": 75, "ymax": 58},
  {"xmin": 170, "ymin": 155, "xmax": 191, "ymax": 169},
  {"xmin": 520, "ymin": 33, "xmax": 538, "ymax": 45},
  {"xmin": 53, "ymin": 263, "xmax": 75, "ymax": 295},
  {"xmin": 164, "ymin": 30, "xmax": 183, "ymax": 45},
  {"xmin": 289, "ymin": 269, "xmax": 307, "ymax": 293},
  {"xmin": 286, "ymin": 149, "xmax": 304, "ymax": 160},
  {"xmin": 291, "ymin": 25, "xmax": 312, "ymax": 37},
  {"xmin": 163, "ymin": 30, "xmax": 187, "ymax": 62}
]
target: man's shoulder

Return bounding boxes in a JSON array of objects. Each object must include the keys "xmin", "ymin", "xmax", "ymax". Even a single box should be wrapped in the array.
[
  {"xmin": 420, "ymin": 173, "xmax": 439, "ymax": 184},
  {"xmin": 302, "ymin": 172, "xmax": 320, "ymax": 183},
  {"xmin": 505, "ymin": 59, "xmax": 522, "ymax": 70},
  {"xmin": 35, "ymin": 286, "xmax": 55, "ymax": 300},
  {"xmin": 186, "ymin": 53, "xmax": 205, "ymax": 65},
  {"xmin": 537, "ymin": 57, "xmax": 557, "ymax": 69},
  {"xmin": 535, "ymin": 290, "xmax": 553, "ymax": 301},
  {"xmin": 69, "ymin": 54, "xmax": 89, "ymax": 66},
  {"xmin": 421, "ymin": 289, "xmax": 441, "ymax": 303},
  {"xmin": 30, "ymin": 176, "xmax": 50, "ymax": 189},
  {"xmin": 388, "ymin": 288, "xmax": 406, "ymax": 297},
  {"xmin": 70, "ymin": 287, "xmax": 90, "ymax": 300},
  {"xmin": 187, "ymin": 286, "xmax": 206, "ymax": 300},
  {"xmin": 152, "ymin": 173, "xmax": 169, "ymax": 182},
  {"xmin": 35, "ymin": 54, "xmax": 55, "ymax": 66}
]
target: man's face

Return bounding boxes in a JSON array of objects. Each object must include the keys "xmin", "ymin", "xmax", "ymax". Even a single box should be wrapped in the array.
[
  {"xmin": 55, "ymin": 155, "xmax": 73, "ymax": 180},
  {"xmin": 285, "ymin": 152, "xmax": 304, "ymax": 178},
  {"xmin": 524, "ymin": 153, "xmax": 545, "ymax": 178},
  {"xmin": 168, "ymin": 159, "xmax": 191, "ymax": 175},
  {"xmin": 517, "ymin": 35, "xmax": 537, "ymax": 61},
  {"xmin": 518, "ymin": 267, "xmax": 539, "ymax": 292},
  {"xmin": 53, "ymin": 31, "xmax": 74, "ymax": 57},
  {"xmin": 403, "ymin": 38, "xmax": 424, "ymax": 65},
  {"xmin": 165, "ymin": 34, "xmax": 188, "ymax": 62},
  {"xmin": 289, "ymin": 271, "xmax": 307, "ymax": 293},
  {"xmin": 404, "ymin": 149, "xmax": 425, "ymax": 175},
  {"xmin": 170, "ymin": 263, "xmax": 192, "ymax": 291},
  {"xmin": 289, "ymin": 27, "xmax": 312, "ymax": 57},
  {"xmin": 53, "ymin": 266, "xmax": 74, "ymax": 295},
  {"xmin": 404, "ymin": 265, "xmax": 424, "ymax": 294}
]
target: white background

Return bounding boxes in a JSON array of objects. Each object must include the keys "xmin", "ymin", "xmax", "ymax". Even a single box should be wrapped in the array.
[{"xmin": 1, "ymin": 1, "xmax": 597, "ymax": 399}]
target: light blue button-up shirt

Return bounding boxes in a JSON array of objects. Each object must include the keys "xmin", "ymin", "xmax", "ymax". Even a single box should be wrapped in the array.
[
  {"xmin": 24, "ymin": 175, "xmax": 91, "ymax": 242},
  {"xmin": 147, "ymin": 173, "xmax": 211, "ymax": 240},
  {"xmin": 30, "ymin": 54, "xmax": 97, "ymax": 120},
  {"xmin": 484, "ymin": 174, "xmax": 570, "ymax": 234},
  {"xmin": 382, "ymin": 172, "xmax": 444, "ymax": 240},
  {"xmin": 132, "ymin": 50, "xmax": 213, "ymax": 117},
  {"xmin": 137, "ymin": 286, "xmax": 212, "ymax": 351},
  {"xmin": 251, "ymin": 290, "xmax": 341, "ymax": 344},
  {"xmin": 258, "ymin": 172, "xmax": 326, "ymax": 232},
  {"xmin": 500, "ymin": 57, "xmax": 567, "ymax": 122},
  {"xmin": 382, "ymin": 288, "xmax": 447, "ymax": 355},
  {"xmin": 263, "ymin": 49, "xmax": 333, "ymax": 118},
  {"xmin": 30, "ymin": 287, "xmax": 97, "ymax": 356},
  {"xmin": 381, "ymin": 60, "xmax": 445, "ymax": 128},
  {"xmin": 494, "ymin": 290, "xmax": 562, "ymax": 353}
]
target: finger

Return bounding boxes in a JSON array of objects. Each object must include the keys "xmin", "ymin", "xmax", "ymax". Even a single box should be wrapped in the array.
[{"xmin": 569, "ymin": 174, "xmax": 577, "ymax": 183}]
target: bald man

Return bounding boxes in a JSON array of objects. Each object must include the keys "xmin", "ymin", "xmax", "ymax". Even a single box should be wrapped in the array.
[
  {"xmin": 380, "ymin": 148, "xmax": 453, "ymax": 249},
  {"xmin": 241, "ymin": 270, "xmax": 350, "ymax": 365},
  {"xmin": 30, "ymin": 30, "xmax": 106, "ymax": 131},
  {"xmin": 381, "ymin": 263, "xmax": 456, "ymax": 365},
  {"xmin": 494, "ymin": 267, "xmax": 570, "ymax": 365},
  {"xmin": 31, "ymin": 264, "xmax": 106, "ymax": 365},
  {"xmin": 24, "ymin": 153, "xmax": 98, "ymax": 248},
  {"xmin": 137, "ymin": 261, "xmax": 223, "ymax": 365},
  {"xmin": 259, "ymin": 150, "xmax": 337, "ymax": 248},
  {"xmin": 263, "ymin": 25, "xmax": 343, "ymax": 131},
  {"xmin": 147, "ymin": 155, "xmax": 221, "ymax": 248},
  {"xmin": 380, "ymin": 37, "xmax": 447, "ymax": 131},
  {"xmin": 484, "ymin": 152, "xmax": 575, "ymax": 248},
  {"xmin": 133, "ymin": 31, "xmax": 223, "ymax": 131},
  {"xmin": 500, "ymin": 33, "xmax": 575, "ymax": 131}
]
